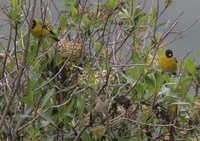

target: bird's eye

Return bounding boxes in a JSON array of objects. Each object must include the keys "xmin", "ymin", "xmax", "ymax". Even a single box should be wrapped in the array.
[{"xmin": 167, "ymin": 53, "xmax": 172, "ymax": 57}]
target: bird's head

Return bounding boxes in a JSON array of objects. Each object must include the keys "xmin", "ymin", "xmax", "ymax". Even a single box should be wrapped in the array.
[
  {"xmin": 32, "ymin": 19, "xmax": 36, "ymax": 29},
  {"xmin": 165, "ymin": 49, "xmax": 173, "ymax": 58},
  {"xmin": 96, "ymin": 95, "xmax": 107, "ymax": 102}
]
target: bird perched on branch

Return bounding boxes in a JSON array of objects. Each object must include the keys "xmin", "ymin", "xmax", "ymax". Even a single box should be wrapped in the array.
[
  {"xmin": 30, "ymin": 19, "xmax": 59, "ymax": 42},
  {"xmin": 89, "ymin": 95, "xmax": 111, "ymax": 126},
  {"xmin": 159, "ymin": 49, "xmax": 177, "ymax": 75}
]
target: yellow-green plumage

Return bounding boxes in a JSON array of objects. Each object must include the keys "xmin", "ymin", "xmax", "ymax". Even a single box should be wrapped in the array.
[
  {"xmin": 159, "ymin": 49, "xmax": 177, "ymax": 74},
  {"xmin": 30, "ymin": 19, "xmax": 59, "ymax": 42}
]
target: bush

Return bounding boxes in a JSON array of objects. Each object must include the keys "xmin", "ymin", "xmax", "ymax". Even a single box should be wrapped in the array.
[{"xmin": 0, "ymin": 0, "xmax": 200, "ymax": 140}]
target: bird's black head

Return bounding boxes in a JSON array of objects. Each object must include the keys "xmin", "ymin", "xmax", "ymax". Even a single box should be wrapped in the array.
[
  {"xmin": 32, "ymin": 19, "xmax": 36, "ymax": 29},
  {"xmin": 165, "ymin": 49, "xmax": 173, "ymax": 58}
]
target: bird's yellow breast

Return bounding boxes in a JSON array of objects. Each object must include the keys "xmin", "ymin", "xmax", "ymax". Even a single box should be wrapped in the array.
[{"xmin": 159, "ymin": 55, "xmax": 177, "ymax": 73}]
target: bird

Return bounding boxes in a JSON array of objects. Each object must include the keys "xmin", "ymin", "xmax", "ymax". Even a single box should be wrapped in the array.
[
  {"xmin": 159, "ymin": 49, "xmax": 177, "ymax": 75},
  {"xmin": 89, "ymin": 95, "xmax": 111, "ymax": 126},
  {"xmin": 30, "ymin": 19, "xmax": 59, "ymax": 42}
]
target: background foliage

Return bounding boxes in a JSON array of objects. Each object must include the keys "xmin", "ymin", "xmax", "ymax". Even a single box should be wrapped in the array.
[{"xmin": 0, "ymin": 0, "xmax": 200, "ymax": 140}]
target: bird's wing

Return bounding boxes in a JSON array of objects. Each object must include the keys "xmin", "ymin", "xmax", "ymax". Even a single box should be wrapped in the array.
[{"xmin": 42, "ymin": 24, "xmax": 56, "ymax": 36}]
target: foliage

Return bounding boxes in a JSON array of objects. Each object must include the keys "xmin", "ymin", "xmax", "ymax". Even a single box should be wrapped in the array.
[{"xmin": 0, "ymin": 0, "xmax": 200, "ymax": 140}]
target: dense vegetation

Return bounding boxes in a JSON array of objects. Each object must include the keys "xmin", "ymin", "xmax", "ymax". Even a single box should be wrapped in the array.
[{"xmin": 0, "ymin": 0, "xmax": 200, "ymax": 140}]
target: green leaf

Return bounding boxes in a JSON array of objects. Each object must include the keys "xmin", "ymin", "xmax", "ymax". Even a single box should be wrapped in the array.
[
  {"xmin": 144, "ymin": 74, "xmax": 156, "ymax": 91},
  {"xmin": 105, "ymin": 0, "xmax": 118, "ymax": 9},
  {"xmin": 82, "ymin": 130, "xmax": 93, "ymax": 141},
  {"xmin": 149, "ymin": 8, "xmax": 157, "ymax": 23},
  {"xmin": 21, "ymin": 79, "xmax": 34, "ymax": 107},
  {"xmin": 20, "ymin": 95, "xmax": 34, "ymax": 108},
  {"xmin": 91, "ymin": 125, "xmax": 106, "ymax": 140},
  {"xmin": 9, "ymin": 0, "xmax": 22, "ymax": 21},
  {"xmin": 132, "ymin": 50, "xmax": 140, "ymax": 63},
  {"xmin": 54, "ymin": 53, "xmax": 62, "ymax": 66},
  {"xmin": 0, "ymin": 95, "xmax": 4, "ymax": 107},
  {"xmin": 94, "ymin": 42, "xmax": 102, "ymax": 53},
  {"xmin": 40, "ymin": 120, "xmax": 50, "ymax": 128},
  {"xmin": 198, "ymin": 49, "xmax": 200, "ymax": 58},
  {"xmin": 41, "ymin": 88, "xmax": 55, "ymax": 108},
  {"xmin": 11, "ymin": 0, "xmax": 19, "ymax": 10},
  {"xmin": 70, "ymin": 5, "xmax": 78, "ymax": 17},
  {"xmin": 156, "ymin": 22, "xmax": 166, "ymax": 30},
  {"xmin": 0, "ymin": 42, "xmax": 3, "ymax": 52},
  {"xmin": 135, "ymin": 83, "xmax": 146, "ymax": 98},
  {"xmin": 18, "ymin": 114, "xmax": 33, "ymax": 119},
  {"xmin": 154, "ymin": 71, "xmax": 167, "ymax": 89},
  {"xmin": 133, "ymin": 7, "xmax": 147, "ymax": 26},
  {"xmin": 163, "ymin": 95, "xmax": 178, "ymax": 102},
  {"xmin": 60, "ymin": 16, "xmax": 68, "ymax": 27},
  {"xmin": 28, "ymin": 44, "xmax": 38, "ymax": 61},
  {"xmin": 183, "ymin": 56, "xmax": 196, "ymax": 76},
  {"xmin": 37, "ymin": 110, "xmax": 56, "ymax": 127},
  {"xmin": 128, "ymin": 66, "xmax": 145, "ymax": 79},
  {"xmin": 77, "ymin": 94, "xmax": 85, "ymax": 117},
  {"xmin": 28, "ymin": 125, "xmax": 38, "ymax": 140},
  {"xmin": 171, "ymin": 101, "xmax": 190, "ymax": 105},
  {"xmin": 82, "ymin": 13, "xmax": 91, "ymax": 28}
]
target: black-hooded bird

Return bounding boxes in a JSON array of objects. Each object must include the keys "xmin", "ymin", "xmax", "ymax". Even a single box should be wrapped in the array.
[
  {"xmin": 31, "ymin": 19, "xmax": 59, "ymax": 42},
  {"xmin": 159, "ymin": 49, "xmax": 177, "ymax": 75}
]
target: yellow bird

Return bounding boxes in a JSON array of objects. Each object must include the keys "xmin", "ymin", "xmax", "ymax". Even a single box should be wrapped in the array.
[
  {"xmin": 159, "ymin": 49, "xmax": 177, "ymax": 75},
  {"xmin": 31, "ymin": 19, "xmax": 59, "ymax": 42}
]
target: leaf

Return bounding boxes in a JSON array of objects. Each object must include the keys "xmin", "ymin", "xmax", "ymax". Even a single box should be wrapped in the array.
[
  {"xmin": 156, "ymin": 22, "xmax": 167, "ymax": 30},
  {"xmin": 76, "ymin": 94, "xmax": 85, "ymax": 117},
  {"xmin": 11, "ymin": 0, "xmax": 19, "ymax": 10},
  {"xmin": 82, "ymin": 13, "xmax": 91, "ymax": 28},
  {"xmin": 149, "ymin": 8, "xmax": 157, "ymax": 23},
  {"xmin": 198, "ymin": 49, "xmax": 200, "ymax": 58},
  {"xmin": 132, "ymin": 50, "xmax": 140, "ymax": 63},
  {"xmin": 18, "ymin": 114, "xmax": 33, "ymax": 119},
  {"xmin": 70, "ymin": 5, "xmax": 78, "ymax": 17},
  {"xmin": 9, "ymin": 0, "xmax": 22, "ymax": 21},
  {"xmin": 133, "ymin": 7, "xmax": 147, "ymax": 25},
  {"xmin": 17, "ymin": 107, "xmax": 33, "ymax": 118},
  {"xmin": 163, "ymin": 95, "xmax": 178, "ymax": 102},
  {"xmin": 59, "ymin": 16, "xmax": 68, "ymax": 27},
  {"xmin": 21, "ymin": 95, "xmax": 34, "ymax": 107},
  {"xmin": 28, "ymin": 125, "xmax": 38, "ymax": 140},
  {"xmin": 171, "ymin": 101, "xmax": 190, "ymax": 105},
  {"xmin": 0, "ymin": 42, "xmax": 3, "ymax": 52},
  {"xmin": 128, "ymin": 66, "xmax": 145, "ymax": 80},
  {"xmin": 21, "ymin": 79, "xmax": 34, "ymax": 107},
  {"xmin": 40, "ymin": 120, "xmax": 50, "ymax": 128},
  {"xmin": 90, "ymin": 125, "xmax": 106, "ymax": 140},
  {"xmin": 0, "ymin": 95, "xmax": 4, "ymax": 107},
  {"xmin": 37, "ymin": 110, "xmax": 56, "ymax": 127},
  {"xmin": 28, "ymin": 44, "xmax": 38, "ymax": 61},
  {"xmin": 183, "ymin": 57, "xmax": 196, "ymax": 76},
  {"xmin": 82, "ymin": 130, "xmax": 93, "ymax": 141},
  {"xmin": 144, "ymin": 74, "xmax": 156, "ymax": 91},
  {"xmin": 41, "ymin": 88, "xmax": 55, "ymax": 108},
  {"xmin": 54, "ymin": 53, "xmax": 62, "ymax": 66},
  {"xmin": 94, "ymin": 42, "xmax": 102, "ymax": 53}
]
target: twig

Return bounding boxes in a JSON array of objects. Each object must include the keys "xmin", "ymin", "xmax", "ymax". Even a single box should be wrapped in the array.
[{"xmin": 0, "ymin": 0, "xmax": 37, "ymax": 129}]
